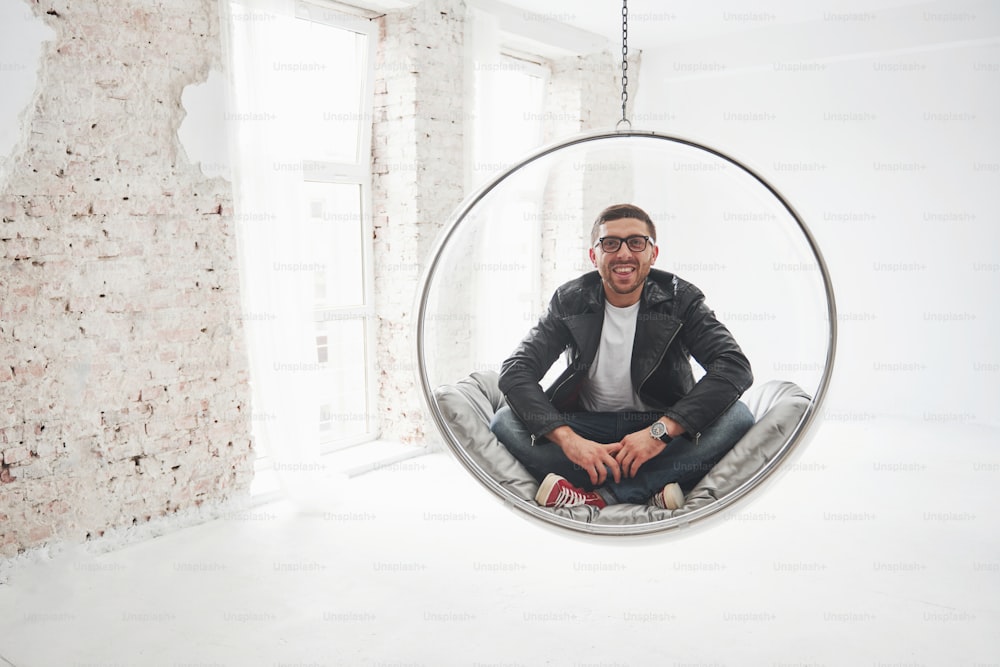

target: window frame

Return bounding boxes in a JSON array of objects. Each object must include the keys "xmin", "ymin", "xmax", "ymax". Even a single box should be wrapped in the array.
[{"xmin": 296, "ymin": 0, "xmax": 380, "ymax": 453}]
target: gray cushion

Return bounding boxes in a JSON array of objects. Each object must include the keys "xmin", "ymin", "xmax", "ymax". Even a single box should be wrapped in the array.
[
  {"xmin": 433, "ymin": 372, "xmax": 536, "ymax": 501},
  {"xmin": 433, "ymin": 370, "xmax": 811, "ymax": 524}
]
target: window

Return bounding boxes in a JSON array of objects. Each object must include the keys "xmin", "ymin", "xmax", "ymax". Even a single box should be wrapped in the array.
[
  {"xmin": 469, "ymin": 48, "xmax": 549, "ymax": 369},
  {"xmin": 292, "ymin": 5, "xmax": 377, "ymax": 452},
  {"xmin": 228, "ymin": 0, "xmax": 378, "ymax": 468}
]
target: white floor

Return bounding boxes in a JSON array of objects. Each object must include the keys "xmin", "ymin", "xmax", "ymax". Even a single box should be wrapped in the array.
[{"xmin": 1, "ymin": 419, "xmax": 998, "ymax": 667}]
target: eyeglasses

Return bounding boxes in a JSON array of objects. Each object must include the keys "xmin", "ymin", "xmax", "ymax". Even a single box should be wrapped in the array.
[{"xmin": 595, "ymin": 235, "xmax": 653, "ymax": 253}]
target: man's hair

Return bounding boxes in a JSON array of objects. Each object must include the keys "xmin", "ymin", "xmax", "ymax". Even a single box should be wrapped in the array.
[{"xmin": 590, "ymin": 204, "xmax": 657, "ymax": 246}]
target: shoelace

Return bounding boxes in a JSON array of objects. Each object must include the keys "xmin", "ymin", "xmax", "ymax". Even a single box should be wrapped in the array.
[{"xmin": 553, "ymin": 486, "xmax": 588, "ymax": 508}]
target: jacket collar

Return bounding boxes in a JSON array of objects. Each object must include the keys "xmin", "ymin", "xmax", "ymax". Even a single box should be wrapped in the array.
[{"xmin": 565, "ymin": 270, "xmax": 680, "ymax": 370}]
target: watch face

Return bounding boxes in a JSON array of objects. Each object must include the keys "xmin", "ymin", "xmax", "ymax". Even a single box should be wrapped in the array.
[{"xmin": 650, "ymin": 422, "xmax": 666, "ymax": 438}]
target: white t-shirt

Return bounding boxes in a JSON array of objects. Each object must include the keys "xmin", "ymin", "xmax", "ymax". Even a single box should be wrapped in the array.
[{"xmin": 578, "ymin": 300, "xmax": 654, "ymax": 412}]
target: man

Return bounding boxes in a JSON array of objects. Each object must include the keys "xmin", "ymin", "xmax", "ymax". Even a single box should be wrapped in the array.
[{"xmin": 490, "ymin": 203, "xmax": 755, "ymax": 510}]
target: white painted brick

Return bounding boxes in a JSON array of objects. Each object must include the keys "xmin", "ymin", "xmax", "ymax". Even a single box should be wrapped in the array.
[
  {"xmin": 3, "ymin": 0, "xmax": 624, "ymax": 556},
  {"xmin": 0, "ymin": 0, "xmax": 254, "ymax": 557},
  {"xmin": 3, "ymin": 447, "xmax": 30, "ymax": 465},
  {"xmin": 371, "ymin": 0, "xmax": 623, "ymax": 446}
]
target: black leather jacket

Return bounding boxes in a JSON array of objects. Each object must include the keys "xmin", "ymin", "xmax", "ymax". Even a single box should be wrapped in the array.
[{"xmin": 498, "ymin": 268, "xmax": 753, "ymax": 442}]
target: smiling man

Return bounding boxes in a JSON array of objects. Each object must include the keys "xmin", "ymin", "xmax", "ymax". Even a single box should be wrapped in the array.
[{"xmin": 490, "ymin": 203, "xmax": 755, "ymax": 510}]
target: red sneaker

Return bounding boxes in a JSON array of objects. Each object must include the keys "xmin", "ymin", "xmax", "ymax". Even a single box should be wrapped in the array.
[
  {"xmin": 650, "ymin": 483, "xmax": 684, "ymax": 510},
  {"xmin": 534, "ymin": 473, "xmax": 607, "ymax": 509}
]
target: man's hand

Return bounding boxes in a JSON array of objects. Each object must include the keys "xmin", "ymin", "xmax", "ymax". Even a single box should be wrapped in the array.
[
  {"xmin": 615, "ymin": 430, "xmax": 666, "ymax": 478},
  {"xmin": 547, "ymin": 426, "xmax": 622, "ymax": 486},
  {"xmin": 615, "ymin": 418, "xmax": 684, "ymax": 478}
]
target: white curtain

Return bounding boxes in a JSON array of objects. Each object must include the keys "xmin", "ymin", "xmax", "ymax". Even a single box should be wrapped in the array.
[
  {"xmin": 223, "ymin": 0, "xmax": 324, "ymax": 494},
  {"xmin": 464, "ymin": 10, "xmax": 547, "ymax": 372}
]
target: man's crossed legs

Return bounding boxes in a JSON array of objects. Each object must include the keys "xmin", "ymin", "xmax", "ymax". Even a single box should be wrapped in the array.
[{"xmin": 490, "ymin": 402, "xmax": 754, "ymax": 508}]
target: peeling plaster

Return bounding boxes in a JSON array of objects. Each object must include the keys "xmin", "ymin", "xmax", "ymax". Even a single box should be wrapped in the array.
[
  {"xmin": 0, "ymin": 2, "xmax": 56, "ymax": 184},
  {"xmin": 178, "ymin": 68, "xmax": 232, "ymax": 181}
]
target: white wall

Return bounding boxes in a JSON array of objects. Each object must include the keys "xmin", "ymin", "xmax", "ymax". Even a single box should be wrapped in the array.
[
  {"xmin": 0, "ymin": 3, "xmax": 53, "ymax": 182},
  {"xmin": 634, "ymin": 2, "xmax": 1000, "ymax": 427}
]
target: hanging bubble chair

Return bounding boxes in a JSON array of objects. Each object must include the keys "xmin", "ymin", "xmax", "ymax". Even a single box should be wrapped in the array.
[
  {"xmin": 414, "ymin": 4, "xmax": 836, "ymax": 536},
  {"xmin": 415, "ymin": 128, "xmax": 836, "ymax": 535}
]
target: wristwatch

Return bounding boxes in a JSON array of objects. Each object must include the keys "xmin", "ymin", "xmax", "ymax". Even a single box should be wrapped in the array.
[{"xmin": 649, "ymin": 420, "xmax": 672, "ymax": 443}]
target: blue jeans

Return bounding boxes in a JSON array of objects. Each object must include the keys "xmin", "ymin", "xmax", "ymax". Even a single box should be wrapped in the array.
[{"xmin": 489, "ymin": 402, "xmax": 755, "ymax": 505}]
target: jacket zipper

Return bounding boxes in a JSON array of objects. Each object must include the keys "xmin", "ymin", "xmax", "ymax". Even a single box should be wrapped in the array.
[
  {"xmin": 639, "ymin": 322, "xmax": 683, "ymax": 393},
  {"xmin": 691, "ymin": 387, "xmax": 745, "ymax": 446},
  {"xmin": 636, "ymin": 322, "xmax": 692, "ymax": 441},
  {"xmin": 528, "ymin": 368, "xmax": 581, "ymax": 445},
  {"xmin": 639, "ymin": 321, "xmax": 683, "ymax": 404}
]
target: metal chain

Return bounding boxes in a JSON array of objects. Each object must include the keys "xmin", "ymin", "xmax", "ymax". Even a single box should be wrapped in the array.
[{"xmin": 620, "ymin": 0, "xmax": 629, "ymax": 127}]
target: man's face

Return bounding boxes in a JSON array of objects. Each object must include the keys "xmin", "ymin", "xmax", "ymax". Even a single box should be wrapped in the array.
[{"xmin": 589, "ymin": 217, "xmax": 659, "ymax": 307}]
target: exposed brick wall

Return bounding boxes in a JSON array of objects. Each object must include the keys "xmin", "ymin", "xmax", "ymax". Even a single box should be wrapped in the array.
[
  {"xmin": 372, "ymin": 0, "xmax": 467, "ymax": 445},
  {"xmin": 371, "ymin": 2, "xmax": 624, "ymax": 446},
  {"xmin": 540, "ymin": 50, "xmax": 632, "ymax": 301},
  {"xmin": 0, "ymin": 0, "xmax": 254, "ymax": 557}
]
